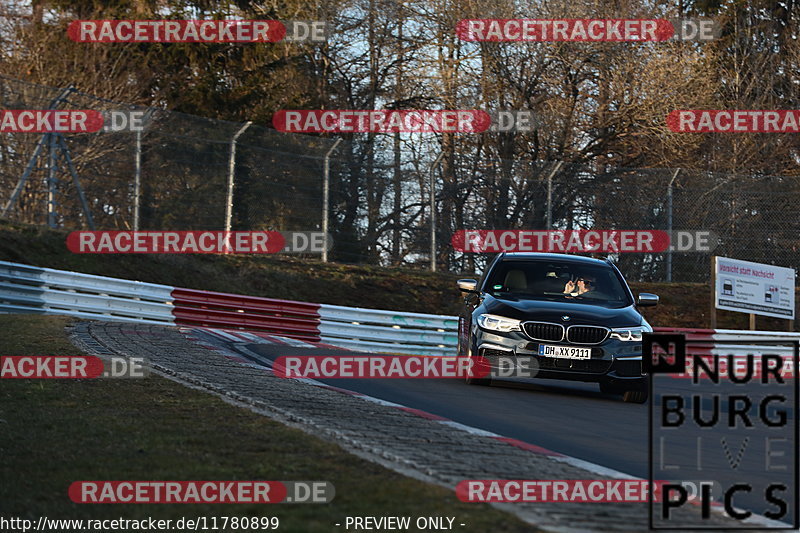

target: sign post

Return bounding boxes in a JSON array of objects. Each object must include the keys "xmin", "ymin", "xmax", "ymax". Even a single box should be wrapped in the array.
[{"xmin": 709, "ymin": 256, "xmax": 717, "ymax": 328}]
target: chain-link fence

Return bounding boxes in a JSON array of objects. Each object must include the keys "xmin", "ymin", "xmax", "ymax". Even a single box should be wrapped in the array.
[
  {"xmin": 440, "ymin": 161, "xmax": 800, "ymax": 282},
  {"xmin": 0, "ymin": 75, "xmax": 341, "ymax": 234},
  {"xmin": 1, "ymin": 75, "xmax": 799, "ymax": 282}
]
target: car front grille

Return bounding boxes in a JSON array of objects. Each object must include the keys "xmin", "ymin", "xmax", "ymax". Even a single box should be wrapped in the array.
[
  {"xmin": 522, "ymin": 322, "xmax": 564, "ymax": 342},
  {"xmin": 566, "ymin": 325, "xmax": 610, "ymax": 344}
]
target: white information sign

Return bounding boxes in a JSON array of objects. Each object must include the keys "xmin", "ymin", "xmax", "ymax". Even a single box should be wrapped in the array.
[{"xmin": 715, "ymin": 256, "xmax": 795, "ymax": 320}]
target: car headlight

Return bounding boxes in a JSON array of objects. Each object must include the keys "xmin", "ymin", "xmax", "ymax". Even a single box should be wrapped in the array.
[
  {"xmin": 610, "ymin": 325, "xmax": 652, "ymax": 342},
  {"xmin": 477, "ymin": 314, "xmax": 521, "ymax": 332}
]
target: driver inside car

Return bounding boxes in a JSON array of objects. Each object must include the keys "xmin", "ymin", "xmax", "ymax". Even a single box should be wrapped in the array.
[{"xmin": 563, "ymin": 274, "xmax": 596, "ymax": 296}]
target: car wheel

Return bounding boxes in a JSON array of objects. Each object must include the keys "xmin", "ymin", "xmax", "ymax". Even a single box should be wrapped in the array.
[
  {"xmin": 464, "ymin": 345, "xmax": 491, "ymax": 386},
  {"xmin": 622, "ymin": 389, "xmax": 648, "ymax": 403},
  {"xmin": 465, "ymin": 371, "xmax": 492, "ymax": 386}
]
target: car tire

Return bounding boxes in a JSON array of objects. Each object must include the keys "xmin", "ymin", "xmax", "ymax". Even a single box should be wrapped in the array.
[
  {"xmin": 464, "ymin": 350, "xmax": 492, "ymax": 386},
  {"xmin": 462, "ymin": 338, "xmax": 492, "ymax": 386},
  {"xmin": 465, "ymin": 374, "xmax": 492, "ymax": 386},
  {"xmin": 622, "ymin": 389, "xmax": 648, "ymax": 403},
  {"xmin": 465, "ymin": 357, "xmax": 492, "ymax": 386}
]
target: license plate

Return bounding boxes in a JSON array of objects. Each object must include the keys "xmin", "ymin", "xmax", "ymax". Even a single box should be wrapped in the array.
[{"xmin": 538, "ymin": 344, "xmax": 592, "ymax": 359}]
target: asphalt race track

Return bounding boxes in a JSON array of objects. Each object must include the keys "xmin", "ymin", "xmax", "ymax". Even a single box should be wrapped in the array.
[{"xmin": 245, "ymin": 342, "xmax": 797, "ymax": 524}]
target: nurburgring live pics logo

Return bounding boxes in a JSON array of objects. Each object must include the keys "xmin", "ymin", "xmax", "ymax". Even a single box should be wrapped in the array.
[
  {"xmin": 668, "ymin": 110, "xmax": 800, "ymax": 133},
  {"xmin": 645, "ymin": 333, "xmax": 796, "ymax": 525},
  {"xmin": 666, "ymin": 355, "xmax": 796, "ymax": 381}
]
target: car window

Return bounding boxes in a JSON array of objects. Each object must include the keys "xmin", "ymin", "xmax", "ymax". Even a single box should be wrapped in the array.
[{"xmin": 484, "ymin": 260, "xmax": 632, "ymax": 308}]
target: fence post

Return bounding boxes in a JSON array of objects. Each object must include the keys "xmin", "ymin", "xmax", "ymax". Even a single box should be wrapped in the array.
[
  {"xmin": 131, "ymin": 108, "xmax": 155, "ymax": 231},
  {"xmin": 2, "ymin": 86, "xmax": 73, "ymax": 225},
  {"xmin": 47, "ymin": 133, "xmax": 58, "ymax": 228},
  {"xmin": 133, "ymin": 129, "xmax": 142, "ymax": 230},
  {"xmin": 545, "ymin": 161, "xmax": 563, "ymax": 230},
  {"xmin": 2, "ymin": 134, "xmax": 48, "ymax": 217},
  {"xmin": 666, "ymin": 168, "xmax": 681, "ymax": 282},
  {"xmin": 224, "ymin": 121, "xmax": 252, "ymax": 233},
  {"xmin": 322, "ymin": 138, "xmax": 343, "ymax": 263},
  {"xmin": 429, "ymin": 153, "xmax": 444, "ymax": 272},
  {"xmin": 56, "ymin": 135, "xmax": 94, "ymax": 230}
]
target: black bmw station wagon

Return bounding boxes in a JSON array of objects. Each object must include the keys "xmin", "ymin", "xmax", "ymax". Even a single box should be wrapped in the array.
[{"xmin": 457, "ymin": 253, "xmax": 659, "ymax": 403}]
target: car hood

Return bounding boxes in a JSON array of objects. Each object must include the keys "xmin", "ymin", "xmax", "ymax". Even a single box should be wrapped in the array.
[{"xmin": 482, "ymin": 295, "xmax": 642, "ymax": 328}]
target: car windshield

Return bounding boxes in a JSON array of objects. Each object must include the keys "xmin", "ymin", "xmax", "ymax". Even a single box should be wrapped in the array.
[{"xmin": 484, "ymin": 259, "xmax": 633, "ymax": 308}]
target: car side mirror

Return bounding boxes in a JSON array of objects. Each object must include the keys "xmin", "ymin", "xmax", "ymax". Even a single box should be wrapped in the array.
[
  {"xmin": 457, "ymin": 279, "xmax": 478, "ymax": 293},
  {"xmin": 637, "ymin": 293, "xmax": 659, "ymax": 307}
]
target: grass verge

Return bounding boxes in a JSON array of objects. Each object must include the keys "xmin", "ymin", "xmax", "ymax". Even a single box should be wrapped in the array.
[{"xmin": 0, "ymin": 314, "xmax": 537, "ymax": 532}]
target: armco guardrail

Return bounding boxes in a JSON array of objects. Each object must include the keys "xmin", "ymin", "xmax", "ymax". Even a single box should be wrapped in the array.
[
  {"xmin": 171, "ymin": 287, "xmax": 322, "ymax": 342},
  {"xmin": 1, "ymin": 260, "xmax": 796, "ymax": 358},
  {"xmin": 318, "ymin": 304, "xmax": 458, "ymax": 356},
  {"xmin": 653, "ymin": 327, "xmax": 800, "ymax": 357},
  {"xmin": 0, "ymin": 260, "xmax": 457, "ymax": 355},
  {"xmin": 0, "ymin": 261, "xmax": 174, "ymax": 324}
]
